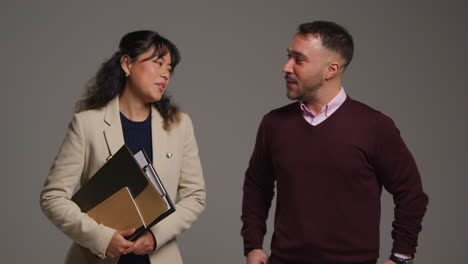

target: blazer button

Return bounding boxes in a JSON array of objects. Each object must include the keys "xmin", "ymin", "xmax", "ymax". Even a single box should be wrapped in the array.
[
  {"xmin": 166, "ymin": 152, "xmax": 173, "ymax": 159},
  {"xmin": 97, "ymin": 253, "xmax": 104, "ymax": 259}
]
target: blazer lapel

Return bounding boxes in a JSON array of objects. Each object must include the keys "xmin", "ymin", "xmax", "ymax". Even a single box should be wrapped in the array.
[
  {"xmin": 102, "ymin": 98, "xmax": 166, "ymax": 166},
  {"xmin": 151, "ymin": 106, "xmax": 167, "ymax": 168},
  {"xmin": 103, "ymin": 97, "xmax": 125, "ymax": 159}
]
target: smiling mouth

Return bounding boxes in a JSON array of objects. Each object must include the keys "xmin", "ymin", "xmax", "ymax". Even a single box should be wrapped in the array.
[{"xmin": 155, "ymin": 83, "xmax": 166, "ymax": 92}]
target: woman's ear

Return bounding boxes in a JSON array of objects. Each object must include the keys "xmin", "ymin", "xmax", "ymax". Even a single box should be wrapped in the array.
[{"xmin": 120, "ymin": 55, "xmax": 132, "ymax": 76}]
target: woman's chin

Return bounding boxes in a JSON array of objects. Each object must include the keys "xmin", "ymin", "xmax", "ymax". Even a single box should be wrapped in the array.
[{"xmin": 146, "ymin": 94, "xmax": 163, "ymax": 104}]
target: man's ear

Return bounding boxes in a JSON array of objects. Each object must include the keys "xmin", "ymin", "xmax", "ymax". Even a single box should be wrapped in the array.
[
  {"xmin": 120, "ymin": 55, "xmax": 132, "ymax": 76},
  {"xmin": 324, "ymin": 61, "xmax": 340, "ymax": 80}
]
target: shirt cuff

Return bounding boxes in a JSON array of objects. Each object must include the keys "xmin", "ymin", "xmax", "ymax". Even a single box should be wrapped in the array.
[{"xmin": 394, "ymin": 253, "xmax": 412, "ymax": 259}]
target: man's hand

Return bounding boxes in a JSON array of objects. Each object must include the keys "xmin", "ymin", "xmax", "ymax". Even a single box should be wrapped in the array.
[
  {"xmin": 383, "ymin": 260, "xmax": 397, "ymax": 264},
  {"xmin": 247, "ymin": 249, "xmax": 268, "ymax": 264},
  {"xmin": 123, "ymin": 230, "xmax": 156, "ymax": 255},
  {"xmin": 105, "ymin": 229, "xmax": 135, "ymax": 258}
]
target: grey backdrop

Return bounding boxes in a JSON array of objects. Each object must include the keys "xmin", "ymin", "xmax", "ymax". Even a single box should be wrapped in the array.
[{"xmin": 3, "ymin": 0, "xmax": 467, "ymax": 263}]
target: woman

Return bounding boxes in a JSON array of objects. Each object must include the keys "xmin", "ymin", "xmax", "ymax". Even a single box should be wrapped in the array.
[{"xmin": 40, "ymin": 30, "xmax": 206, "ymax": 264}]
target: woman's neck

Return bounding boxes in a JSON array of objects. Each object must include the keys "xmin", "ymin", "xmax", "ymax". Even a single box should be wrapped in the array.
[{"xmin": 119, "ymin": 88, "xmax": 151, "ymax": 122}]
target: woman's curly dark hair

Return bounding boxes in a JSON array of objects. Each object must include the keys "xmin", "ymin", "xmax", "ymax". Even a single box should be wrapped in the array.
[{"xmin": 75, "ymin": 30, "xmax": 182, "ymax": 130}]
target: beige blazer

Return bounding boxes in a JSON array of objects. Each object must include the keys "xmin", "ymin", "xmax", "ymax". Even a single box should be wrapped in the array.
[{"xmin": 40, "ymin": 97, "xmax": 206, "ymax": 264}]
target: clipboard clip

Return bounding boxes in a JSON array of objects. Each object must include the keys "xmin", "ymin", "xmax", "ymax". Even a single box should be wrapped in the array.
[{"xmin": 143, "ymin": 163, "xmax": 167, "ymax": 197}]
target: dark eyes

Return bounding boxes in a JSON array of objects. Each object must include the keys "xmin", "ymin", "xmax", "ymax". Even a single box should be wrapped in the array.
[{"xmin": 153, "ymin": 60, "xmax": 173, "ymax": 73}]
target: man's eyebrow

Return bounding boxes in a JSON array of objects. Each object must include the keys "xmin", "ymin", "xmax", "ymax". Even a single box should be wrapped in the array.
[{"xmin": 287, "ymin": 48, "xmax": 307, "ymax": 59}]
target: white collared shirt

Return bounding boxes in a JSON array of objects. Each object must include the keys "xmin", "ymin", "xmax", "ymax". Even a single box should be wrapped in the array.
[{"xmin": 300, "ymin": 88, "xmax": 347, "ymax": 126}]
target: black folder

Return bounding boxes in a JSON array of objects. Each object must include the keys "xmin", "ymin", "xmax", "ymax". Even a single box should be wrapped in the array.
[{"xmin": 72, "ymin": 145, "xmax": 175, "ymax": 241}]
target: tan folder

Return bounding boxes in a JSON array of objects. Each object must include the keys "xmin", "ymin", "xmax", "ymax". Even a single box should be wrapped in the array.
[
  {"xmin": 87, "ymin": 187, "xmax": 144, "ymax": 231},
  {"xmin": 80, "ymin": 187, "xmax": 147, "ymax": 264}
]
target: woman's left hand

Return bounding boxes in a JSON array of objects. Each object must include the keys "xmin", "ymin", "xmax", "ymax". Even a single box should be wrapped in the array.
[{"xmin": 123, "ymin": 230, "xmax": 156, "ymax": 255}]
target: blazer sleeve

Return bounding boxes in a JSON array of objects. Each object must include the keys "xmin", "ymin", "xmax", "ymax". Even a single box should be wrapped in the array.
[
  {"xmin": 39, "ymin": 114, "xmax": 116, "ymax": 259},
  {"xmin": 150, "ymin": 114, "xmax": 206, "ymax": 250}
]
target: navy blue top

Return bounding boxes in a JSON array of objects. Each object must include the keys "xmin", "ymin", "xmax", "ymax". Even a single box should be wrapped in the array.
[
  {"xmin": 120, "ymin": 112, "xmax": 153, "ymax": 161},
  {"xmin": 118, "ymin": 112, "xmax": 152, "ymax": 264}
]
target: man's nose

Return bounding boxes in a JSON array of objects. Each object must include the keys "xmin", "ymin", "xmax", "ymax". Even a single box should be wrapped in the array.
[{"xmin": 283, "ymin": 59, "xmax": 293, "ymax": 73}]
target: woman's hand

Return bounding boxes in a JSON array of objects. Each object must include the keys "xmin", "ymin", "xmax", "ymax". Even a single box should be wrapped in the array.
[
  {"xmin": 123, "ymin": 230, "xmax": 156, "ymax": 255},
  {"xmin": 105, "ymin": 229, "xmax": 135, "ymax": 258}
]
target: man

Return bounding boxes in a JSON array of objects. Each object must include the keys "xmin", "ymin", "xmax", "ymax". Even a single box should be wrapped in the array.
[{"xmin": 241, "ymin": 21, "xmax": 428, "ymax": 264}]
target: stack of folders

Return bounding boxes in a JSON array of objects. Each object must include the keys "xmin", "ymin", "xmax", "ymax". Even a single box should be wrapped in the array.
[{"xmin": 71, "ymin": 145, "xmax": 175, "ymax": 264}]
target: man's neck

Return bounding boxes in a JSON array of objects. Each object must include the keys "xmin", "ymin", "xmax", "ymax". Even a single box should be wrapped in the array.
[{"xmin": 303, "ymin": 84, "xmax": 342, "ymax": 115}]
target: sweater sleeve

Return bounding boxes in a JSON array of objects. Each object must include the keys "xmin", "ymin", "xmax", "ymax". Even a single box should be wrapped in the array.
[
  {"xmin": 373, "ymin": 113, "xmax": 429, "ymax": 256},
  {"xmin": 241, "ymin": 115, "xmax": 275, "ymax": 256}
]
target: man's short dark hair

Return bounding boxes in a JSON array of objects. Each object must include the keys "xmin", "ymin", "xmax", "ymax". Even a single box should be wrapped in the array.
[{"xmin": 298, "ymin": 21, "xmax": 354, "ymax": 68}]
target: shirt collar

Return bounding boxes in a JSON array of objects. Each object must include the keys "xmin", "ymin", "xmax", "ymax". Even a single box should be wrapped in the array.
[{"xmin": 300, "ymin": 87, "xmax": 347, "ymax": 118}]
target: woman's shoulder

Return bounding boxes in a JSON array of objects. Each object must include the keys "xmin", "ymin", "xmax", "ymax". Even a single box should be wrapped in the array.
[
  {"xmin": 178, "ymin": 111, "xmax": 191, "ymax": 123},
  {"xmin": 70, "ymin": 106, "xmax": 107, "ymax": 131},
  {"xmin": 74, "ymin": 107, "xmax": 106, "ymax": 119},
  {"xmin": 165, "ymin": 111, "xmax": 191, "ymax": 132}
]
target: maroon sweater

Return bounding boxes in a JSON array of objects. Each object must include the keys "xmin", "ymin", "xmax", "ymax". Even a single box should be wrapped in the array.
[{"xmin": 241, "ymin": 97, "xmax": 428, "ymax": 264}]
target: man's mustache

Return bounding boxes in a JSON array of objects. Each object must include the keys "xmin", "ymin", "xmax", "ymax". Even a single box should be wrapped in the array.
[{"xmin": 284, "ymin": 75, "xmax": 297, "ymax": 83}]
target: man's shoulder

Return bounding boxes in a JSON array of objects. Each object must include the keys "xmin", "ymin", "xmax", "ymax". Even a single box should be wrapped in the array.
[
  {"xmin": 346, "ymin": 97, "xmax": 387, "ymax": 119},
  {"xmin": 265, "ymin": 101, "xmax": 300, "ymax": 120},
  {"xmin": 346, "ymin": 97, "xmax": 378, "ymax": 113},
  {"xmin": 346, "ymin": 97, "xmax": 397, "ymax": 129}
]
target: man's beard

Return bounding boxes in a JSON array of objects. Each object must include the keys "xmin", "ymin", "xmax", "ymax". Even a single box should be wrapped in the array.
[{"xmin": 285, "ymin": 74, "xmax": 323, "ymax": 101}]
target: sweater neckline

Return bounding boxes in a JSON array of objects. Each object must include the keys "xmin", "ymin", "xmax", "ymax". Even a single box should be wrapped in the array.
[
  {"xmin": 297, "ymin": 96, "xmax": 351, "ymax": 129},
  {"xmin": 120, "ymin": 112, "xmax": 151, "ymax": 124}
]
